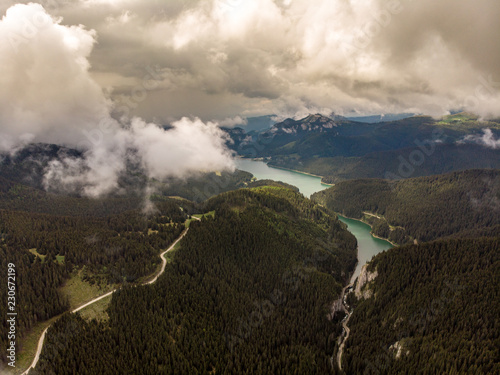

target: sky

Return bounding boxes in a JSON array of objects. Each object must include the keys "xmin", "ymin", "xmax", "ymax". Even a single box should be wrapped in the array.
[
  {"xmin": 2, "ymin": 0, "xmax": 500, "ymax": 124},
  {"xmin": 0, "ymin": 0, "xmax": 499, "ymax": 195}
]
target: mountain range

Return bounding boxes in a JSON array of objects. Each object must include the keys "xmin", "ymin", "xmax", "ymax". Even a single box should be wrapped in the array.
[{"xmin": 225, "ymin": 112, "xmax": 500, "ymax": 183}]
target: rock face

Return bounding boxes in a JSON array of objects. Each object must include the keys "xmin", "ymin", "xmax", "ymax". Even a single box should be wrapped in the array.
[
  {"xmin": 263, "ymin": 114, "xmax": 340, "ymax": 137},
  {"xmin": 389, "ymin": 341, "xmax": 404, "ymax": 359},
  {"xmin": 328, "ymin": 298, "xmax": 343, "ymax": 320},
  {"xmin": 355, "ymin": 264, "xmax": 378, "ymax": 299}
]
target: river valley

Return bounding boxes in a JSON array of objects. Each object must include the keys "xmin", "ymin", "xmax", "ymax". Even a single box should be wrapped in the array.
[{"xmin": 235, "ymin": 158, "xmax": 393, "ymax": 282}]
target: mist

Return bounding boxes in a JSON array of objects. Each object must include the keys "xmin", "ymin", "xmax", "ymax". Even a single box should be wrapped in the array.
[{"xmin": 0, "ymin": 3, "xmax": 235, "ymax": 197}]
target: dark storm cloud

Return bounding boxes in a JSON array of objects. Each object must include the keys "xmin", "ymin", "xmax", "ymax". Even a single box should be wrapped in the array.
[{"xmin": 2, "ymin": 0, "xmax": 500, "ymax": 124}]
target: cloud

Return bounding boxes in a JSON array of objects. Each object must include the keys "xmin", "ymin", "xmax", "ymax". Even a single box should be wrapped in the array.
[
  {"xmin": 129, "ymin": 117, "xmax": 234, "ymax": 179},
  {"xmin": 40, "ymin": 0, "xmax": 499, "ymax": 121},
  {"xmin": 2, "ymin": 0, "xmax": 500, "ymax": 156},
  {"xmin": 463, "ymin": 129, "xmax": 500, "ymax": 150},
  {"xmin": 217, "ymin": 116, "xmax": 247, "ymax": 128},
  {"xmin": 0, "ymin": 2, "xmax": 108, "ymax": 150},
  {"xmin": 1, "ymin": 3, "xmax": 235, "ymax": 197}
]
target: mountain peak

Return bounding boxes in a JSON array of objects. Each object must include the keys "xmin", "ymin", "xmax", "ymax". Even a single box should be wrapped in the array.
[{"xmin": 302, "ymin": 114, "xmax": 333, "ymax": 123}]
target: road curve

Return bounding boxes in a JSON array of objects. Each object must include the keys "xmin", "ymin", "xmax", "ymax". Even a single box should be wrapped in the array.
[
  {"xmin": 146, "ymin": 227, "xmax": 190, "ymax": 285},
  {"xmin": 337, "ymin": 310, "xmax": 352, "ymax": 371},
  {"xmin": 21, "ymin": 224, "xmax": 193, "ymax": 375},
  {"xmin": 334, "ymin": 283, "xmax": 353, "ymax": 372}
]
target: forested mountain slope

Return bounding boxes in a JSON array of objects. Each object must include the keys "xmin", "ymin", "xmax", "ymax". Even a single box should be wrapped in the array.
[
  {"xmin": 231, "ymin": 112, "xmax": 500, "ymax": 184},
  {"xmin": 0, "ymin": 143, "xmax": 253, "ymax": 203},
  {"xmin": 271, "ymin": 143, "xmax": 500, "ymax": 184},
  {"xmin": 311, "ymin": 169, "xmax": 500, "ymax": 244},
  {"xmin": 32, "ymin": 187, "xmax": 357, "ymax": 374},
  {"xmin": 343, "ymin": 238, "xmax": 499, "ymax": 374},
  {"xmin": 0, "ymin": 177, "xmax": 190, "ymax": 368}
]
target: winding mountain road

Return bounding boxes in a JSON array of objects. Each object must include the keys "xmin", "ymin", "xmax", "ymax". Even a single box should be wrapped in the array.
[
  {"xmin": 21, "ymin": 223, "xmax": 193, "ymax": 375},
  {"xmin": 335, "ymin": 283, "xmax": 353, "ymax": 371}
]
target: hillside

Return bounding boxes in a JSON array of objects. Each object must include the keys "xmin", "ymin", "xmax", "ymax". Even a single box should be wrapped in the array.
[
  {"xmin": 231, "ymin": 113, "xmax": 500, "ymax": 183},
  {"xmin": 311, "ymin": 169, "xmax": 500, "ymax": 244},
  {"xmin": 271, "ymin": 143, "xmax": 500, "ymax": 184},
  {"xmin": 343, "ymin": 238, "xmax": 499, "ymax": 374},
  {"xmin": 0, "ymin": 174, "xmax": 194, "ymax": 370},
  {"xmin": 0, "ymin": 143, "xmax": 253, "ymax": 203},
  {"xmin": 32, "ymin": 187, "xmax": 357, "ymax": 374}
]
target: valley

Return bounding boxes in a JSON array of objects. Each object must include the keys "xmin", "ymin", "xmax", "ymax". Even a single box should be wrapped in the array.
[
  {"xmin": 1, "ymin": 134, "xmax": 498, "ymax": 374},
  {"xmin": 235, "ymin": 158, "xmax": 394, "ymax": 281},
  {"xmin": 1, "ymin": 1, "xmax": 499, "ymax": 373}
]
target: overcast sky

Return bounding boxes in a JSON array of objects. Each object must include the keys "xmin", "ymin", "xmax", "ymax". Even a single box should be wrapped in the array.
[
  {"xmin": 2, "ymin": 0, "xmax": 500, "ymax": 126},
  {"xmin": 1, "ymin": 0, "xmax": 499, "ymax": 195}
]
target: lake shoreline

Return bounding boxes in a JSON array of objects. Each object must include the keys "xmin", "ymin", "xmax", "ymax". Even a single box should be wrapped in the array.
[
  {"xmin": 267, "ymin": 164, "xmax": 335, "ymax": 186},
  {"xmin": 336, "ymin": 213, "xmax": 399, "ymax": 247},
  {"xmin": 242, "ymin": 158, "xmax": 335, "ymax": 186}
]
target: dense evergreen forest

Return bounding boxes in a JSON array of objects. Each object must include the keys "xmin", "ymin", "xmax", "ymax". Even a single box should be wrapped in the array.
[
  {"xmin": 343, "ymin": 238, "xmax": 499, "ymax": 374},
  {"xmin": 0, "ymin": 175, "xmax": 191, "ymax": 367},
  {"xmin": 2, "ymin": 142, "xmax": 499, "ymax": 374},
  {"xmin": 312, "ymin": 169, "xmax": 500, "ymax": 244},
  {"xmin": 31, "ymin": 187, "xmax": 357, "ymax": 374},
  {"xmin": 272, "ymin": 143, "xmax": 500, "ymax": 185}
]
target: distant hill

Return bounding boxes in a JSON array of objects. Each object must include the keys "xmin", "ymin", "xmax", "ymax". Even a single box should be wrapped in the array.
[
  {"xmin": 0, "ymin": 143, "xmax": 82, "ymax": 190},
  {"xmin": 311, "ymin": 169, "xmax": 500, "ymax": 244},
  {"xmin": 0, "ymin": 143, "xmax": 253, "ymax": 202},
  {"xmin": 346, "ymin": 113, "xmax": 414, "ymax": 123},
  {"xmin": 270, "ymin": 143, "xmax": 500, "ymax": 184},
  {"xmin": 235, "ymin": 114, "xmax": 381, "ymax": 157}
]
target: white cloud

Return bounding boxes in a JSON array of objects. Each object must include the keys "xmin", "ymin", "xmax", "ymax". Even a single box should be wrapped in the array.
[
  {"xmin": 0, "ymin": 3, "xmax": 107, "ymax": 150},
  {"xmin": 129, "ymin": 117, "xmax": 235, "ymax": 180},
  {"xmin": 464, "ymin": 129, "xmax": 500, "ymax": 150},
  {"xmin": 116, "ymin": 0, "xmax": 499, "ymax": 120},
  {"xmin": 1, "ymin": 3, "xmax": 235, "ymax": 197},
  {"xmin": 2, "ymin": 0, "xmax": 500, "ymax": 161},
  {"xmin": 217, "ymin": 116, "xmax": 247, "ymax": 128},
  {"xmin": 4, "ymin": 0, "xmax": 491, "ymax": 122}
]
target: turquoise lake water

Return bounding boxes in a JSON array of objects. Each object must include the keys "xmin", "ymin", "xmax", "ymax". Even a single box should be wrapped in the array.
[{"xmin": 235, "ymin": 158, "xmax": 393, "ymax": 282}]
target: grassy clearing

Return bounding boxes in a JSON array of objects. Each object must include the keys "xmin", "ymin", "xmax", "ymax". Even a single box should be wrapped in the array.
[
  {"xmin": 60, "ymin": 268, "xmax": 115, "ymax": 311},
  {"xmin": 77, "ymin": 294, "xmax": 112, "ymax": 323},
  {"xmin": 28, "ymin": 248, "xmax": 46, "ymax": 261},
  {"xmin": 186, "ymin": 211, "xmax": 215, "ymax": 227},
  {"xmin": 166, "ymin": 241, "xmax": 183, "ymax": 260},
  {"xmin": 193, "ymin": 211, "xmax": 215, "ymax": 219},
  {"xmin": 435, "ymin": 112, "xmax": 500, "ymax": 130},
  {"xmin": 29, "ymin": 249, "xmax": 65, "ymax": 264}
]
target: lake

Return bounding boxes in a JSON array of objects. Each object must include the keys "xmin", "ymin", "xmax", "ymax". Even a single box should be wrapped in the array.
[
  {"xmin": 235, "ymin": 158, "xmax": 330, "ymax": 198},
  {"xmin": 235, "ymin": 158, "xmax": 393, "ymax": 282}
]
